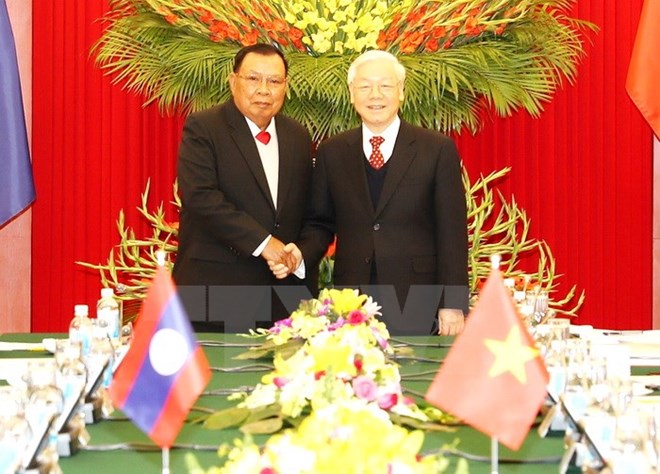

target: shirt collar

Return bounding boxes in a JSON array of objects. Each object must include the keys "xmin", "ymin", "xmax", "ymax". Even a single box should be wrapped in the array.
[
  {"xmin": 245, "ymin": 117, "xmax": 277, "ymax": 140},
  {"xmin": 362, "ymin": 116, "xmax": 401, "ymax": 145}
]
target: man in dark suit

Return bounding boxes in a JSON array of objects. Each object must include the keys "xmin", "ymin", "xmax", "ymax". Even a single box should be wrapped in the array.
[
  {"xmin": 272, "ymin": 50, "xmax": 468, "ymax": 335},
  {"xmin": 173, "ymin": 44, "xmax": 313, "ymax": 329}
]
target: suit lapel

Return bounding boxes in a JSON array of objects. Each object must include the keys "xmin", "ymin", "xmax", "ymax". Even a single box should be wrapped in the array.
[
  {"xmin": 375, "ymin": 121, "xmax": 416, "ymax": 216},
  {"xmin": 225, "ymin": 101, "xmax": 276, "ymax": 211},
  {"xmin": 340, "ymin": 129, "xmax": 375, "ymax": 218}
]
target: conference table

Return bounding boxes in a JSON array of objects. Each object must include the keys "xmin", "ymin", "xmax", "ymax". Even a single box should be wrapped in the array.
[{"xmin": 1, "ymin": 332, "xmax": 569, "ymax": 473}]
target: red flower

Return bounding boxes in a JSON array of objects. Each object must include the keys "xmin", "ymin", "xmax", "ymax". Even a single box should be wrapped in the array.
[
  {"xmin": 241, "ymin": 29, "xmax": 259, "ymax": 46},
  {"xmin": 376, "ymin": 31, "xmax": 388, "ymax": 50},
  {"xmin": 353, "ymin": 354, "xmax": 364, "ymax": 373},
  {"xmin": 431, "ymin": 26, "xmax": 447, "ymax": 39},
  {"xmin": 377, "ymin": 392, "xmax": 398, "ymax": 410},
  {"xmin": 198, "ymin": 8, "xmax": 215, "ymax": 24},
  {"xmin": 272, "ymin": 19, "xmax": 288, "ymax": 33},
  {"xmin": 226, "ymin": 25, "xmax": 240, "ymax": 41},
  {"xmin": 314, "ymin": 370, "xmax": 326, "ymax": 380},
  {"xmin": 273, "ymin": 377, "xmax": 289, "ymax": 388},
  {"xmin": 347, "ymin": 310, "xmax": 367, "ymax": 325},
  {"xmin": 325, "ymin": 237, "xmax": 336, "ymax": 257},
  {"xmin": 425, "ymin": 39, "xmax": 439, "ymax": 52},
  {"xmin": 260, "ymin": 468, "xmax": 276, "ymax": 474},
  {"xmin": 293, "ymin": 39, "xmax": 306, "ymax": 52},
  {"xmin": 289, "ymin": 27, "xmax": 303, "ymax": 41},
  {"xmin": 210, "ymin": 20, "xmax": 229, "ymax": 35},
  {"xmin": 400, "ymin": 32, "xmax": 424, "ymax": 54}
]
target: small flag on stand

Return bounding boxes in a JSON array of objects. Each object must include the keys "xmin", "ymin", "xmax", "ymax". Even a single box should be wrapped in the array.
[
  {"xmin": 0, "ymin": 0, "xmax": 35, "ymax": 227},
  {"xmin": 425, "ymin": 264, "xmax": 548, "ymax": 451},
  {"xmin": 626, "ymin": 0, "xmax": 660, "ymax": 138},
  {"xmin": 109, "ymin": 256, "xmax": 211, "ymax": 449}
]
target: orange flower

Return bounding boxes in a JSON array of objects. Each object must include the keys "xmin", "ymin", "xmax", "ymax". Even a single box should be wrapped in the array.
[
  {"xmin": 325, "ymin": 237, "xmax": 337, "ymax": 258},
  {"xmin": 241, "ymin": 29, "xmax": 259, "ymax": 46},
  {"xmin": 376, "ymin": 31, "xmax": 388, "ymax": 49},
  {"xmin": 210, "ymin": 20, "xmax": 229, "ymax": 34},
  {"xmin": 385, "ymin": 27, "xmax": 399, "ymax": 42},
  {"xmin": 226, "ymin": 24, "xmax": 240, "ymax": 41},
  {"xmin": 431, "ymin": 26, "xmax": 447, "ymax": 39},
  {"xmin": 400, "ymin": 31, "xmax": 424, "ymax": 54},
  {"xmin": 294, "ymin": 40, "xmax": 305, "ymax": 52},
  {"xmin": 425, "ymin": 38, "xmax": 439, "ymax": 52},
  {"xmin": 198, "ymin": 9, "xmax": 215, "ymax": 25},
  {"xmin": 273, "ymin": 18, "xmax": 288, "ymax": 33},
  {"xmin": 289, "ymin": 27, "xmax": 303, "ymax": 41}
]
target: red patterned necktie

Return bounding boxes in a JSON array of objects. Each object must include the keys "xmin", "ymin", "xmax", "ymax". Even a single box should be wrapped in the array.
[
  {"xmin": 256, "ymin": 130, "xmax": 271, "ymax": 145},
  {"xmin": 369, "ymin": 136, "xmax": 385, "ymax": 170}
]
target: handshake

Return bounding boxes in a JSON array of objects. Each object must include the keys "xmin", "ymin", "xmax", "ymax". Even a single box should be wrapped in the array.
[{"xmin": 262, "ymin": 237, "xmax": 303, "ymax": 279}]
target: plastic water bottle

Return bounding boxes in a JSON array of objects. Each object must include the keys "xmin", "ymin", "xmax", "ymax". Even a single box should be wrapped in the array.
[
  {"xmin": 96, "ymin": 288, "xmax": 120, "ymax": 342},
  {"xmin": 69, "ymin": 305, "xmax": 92, "ymax": 356}
]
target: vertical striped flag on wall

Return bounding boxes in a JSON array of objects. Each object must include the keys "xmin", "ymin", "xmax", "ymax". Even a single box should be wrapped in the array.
[
  {"xmin": 109, "ymin": 265, "xmax": 211, "ymax": 448},
  {"xmin": 0, "ymin": 0, "xmax": 35, "ymax": 227}
]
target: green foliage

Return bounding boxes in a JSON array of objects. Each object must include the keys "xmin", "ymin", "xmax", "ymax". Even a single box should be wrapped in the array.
[{"xmin": 93, "ymin": 0, "xmax": 596, "ymax": 140}]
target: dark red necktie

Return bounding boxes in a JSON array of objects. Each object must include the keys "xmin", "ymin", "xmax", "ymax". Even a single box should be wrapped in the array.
[
  {"xmin": 256, "ymin": 130, "xmax": 271, "ymax": 145},
  {"xmin": 369, "ymin": 136, "xmax": 385, "ymax": 169}
]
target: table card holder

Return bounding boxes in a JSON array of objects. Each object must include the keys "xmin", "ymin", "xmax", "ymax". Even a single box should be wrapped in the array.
[
  {"xmin": 557, "ymin": 394, "xmax": 608, "ymax": 473},
  {"xmin": 81, "ymin": 357, "xmax": 110, "ymax": 425},
  {"xmin": 22, "ymin": 361, "xmax": 63, "ymax": 474}
]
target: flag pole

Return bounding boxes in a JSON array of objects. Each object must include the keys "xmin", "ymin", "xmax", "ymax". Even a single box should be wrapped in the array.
[
  {"xmin": 156, "ymin": 249, "xmax": 166, "ymax": 267},
  {"xmin": 158, "ymin": 250, "xmax": 171, "ymax": 474},
  {"xmin": 491, "ymin": 436, "xmax": 499, "ymax": 473},
  {"xmin": 489, "ymin": 254, "xmax": 501, "ymax": 474},
  {"xmin": 162, "ymin": 447, "xmax": 170, "ymax": 474}
]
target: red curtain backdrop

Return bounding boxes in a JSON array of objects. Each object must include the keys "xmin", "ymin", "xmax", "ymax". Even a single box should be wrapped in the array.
[{"xmin": 31, "ymin": 1, "xmax": 653, "ymax": 332}]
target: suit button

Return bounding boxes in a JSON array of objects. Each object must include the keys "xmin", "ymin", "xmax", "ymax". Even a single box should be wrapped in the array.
[
  {"xmin": 364, "ymin": 257, "xmax": 371, "ymax": 264},
  {"xmin": 274, "ymin": 223, "xmax": 280, "ymax": 229},
  {"xmin": 373, "ymin": 223, "xmax": 380, "ymax": 231}
]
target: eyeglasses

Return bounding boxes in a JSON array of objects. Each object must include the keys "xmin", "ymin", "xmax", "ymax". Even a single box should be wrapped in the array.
[
  {"xmin": 352, "ymin": 82, "xmax": 401, "ymax": 96},
  {"xmin": 238, "ymin": 74, "xmax": 287, "ymax": 89}
]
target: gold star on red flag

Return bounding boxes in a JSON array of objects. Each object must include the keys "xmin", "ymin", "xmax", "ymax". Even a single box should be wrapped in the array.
[{"xmin": 485, "ymin": 326, "xmax": 540, "ymax": 383}]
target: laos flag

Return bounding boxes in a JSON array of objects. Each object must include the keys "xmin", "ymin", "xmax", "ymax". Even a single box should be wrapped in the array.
[{"xmin": 109, "ymin": 265, "xmax": 211, "ymax": 448}]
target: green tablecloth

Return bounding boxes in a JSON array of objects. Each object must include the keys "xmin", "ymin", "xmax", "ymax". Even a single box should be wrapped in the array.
[{"xmin": 1, "ymin": 333, "xmax": 567, "ymax": 473}]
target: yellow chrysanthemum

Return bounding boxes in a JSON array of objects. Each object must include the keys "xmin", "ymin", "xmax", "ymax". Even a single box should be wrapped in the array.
[{"xmin": 323, "ymin": 288, "xmax": 367, "ymax": 315}]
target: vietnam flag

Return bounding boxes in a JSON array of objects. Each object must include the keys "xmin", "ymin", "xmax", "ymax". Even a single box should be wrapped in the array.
[
  {"xmin": 109, "ymin": 265, "xmax": 211, "ymax": 448},
  {"xmin": 626, "ymin": 0, "xmax": 660, "ymax": 138},
  {"xmin": 425, "ymin": 268, "xmax": 548, "ymax": 451}
]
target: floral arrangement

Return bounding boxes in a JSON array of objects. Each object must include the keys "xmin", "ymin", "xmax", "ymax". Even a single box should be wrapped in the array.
[
  {"xmin": 235, "ymin": 288, "xmax": 390, "ymax": 359},
  {"xmin": 204, "ymin": 289, "xmax": 454, "ymax": 435},
  {"xmin": 187, "ymin": 401, "xmax": 458, "ymax": 474},
  {"xmin": 94, "ymin": 0, "xmax": 595, "ymax": 139}
]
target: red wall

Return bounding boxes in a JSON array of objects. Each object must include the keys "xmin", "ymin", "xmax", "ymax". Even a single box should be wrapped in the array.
[{"xmin": 31, "ymin": 1, "xmax": 653, "ymax": 331}]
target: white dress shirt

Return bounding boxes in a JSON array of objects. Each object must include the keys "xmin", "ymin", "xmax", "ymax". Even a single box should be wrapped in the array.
[{"xmin": 362, "ymin": 116, "xmax": 401, "ymax": 165}]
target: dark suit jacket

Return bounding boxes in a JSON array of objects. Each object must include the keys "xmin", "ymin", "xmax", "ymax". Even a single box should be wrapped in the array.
[
  {"xmin": 299, "ymin": 120, "xmax": 469, "ymax": 316},
  {"xmin": 173, "ymin": 100, "xmax": 313, "ymax": 291}
]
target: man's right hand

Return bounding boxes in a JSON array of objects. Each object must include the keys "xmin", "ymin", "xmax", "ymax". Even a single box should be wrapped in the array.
[{"xmin": 267, "ymin": 242, "xmax": 302, "ymax": 279}]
